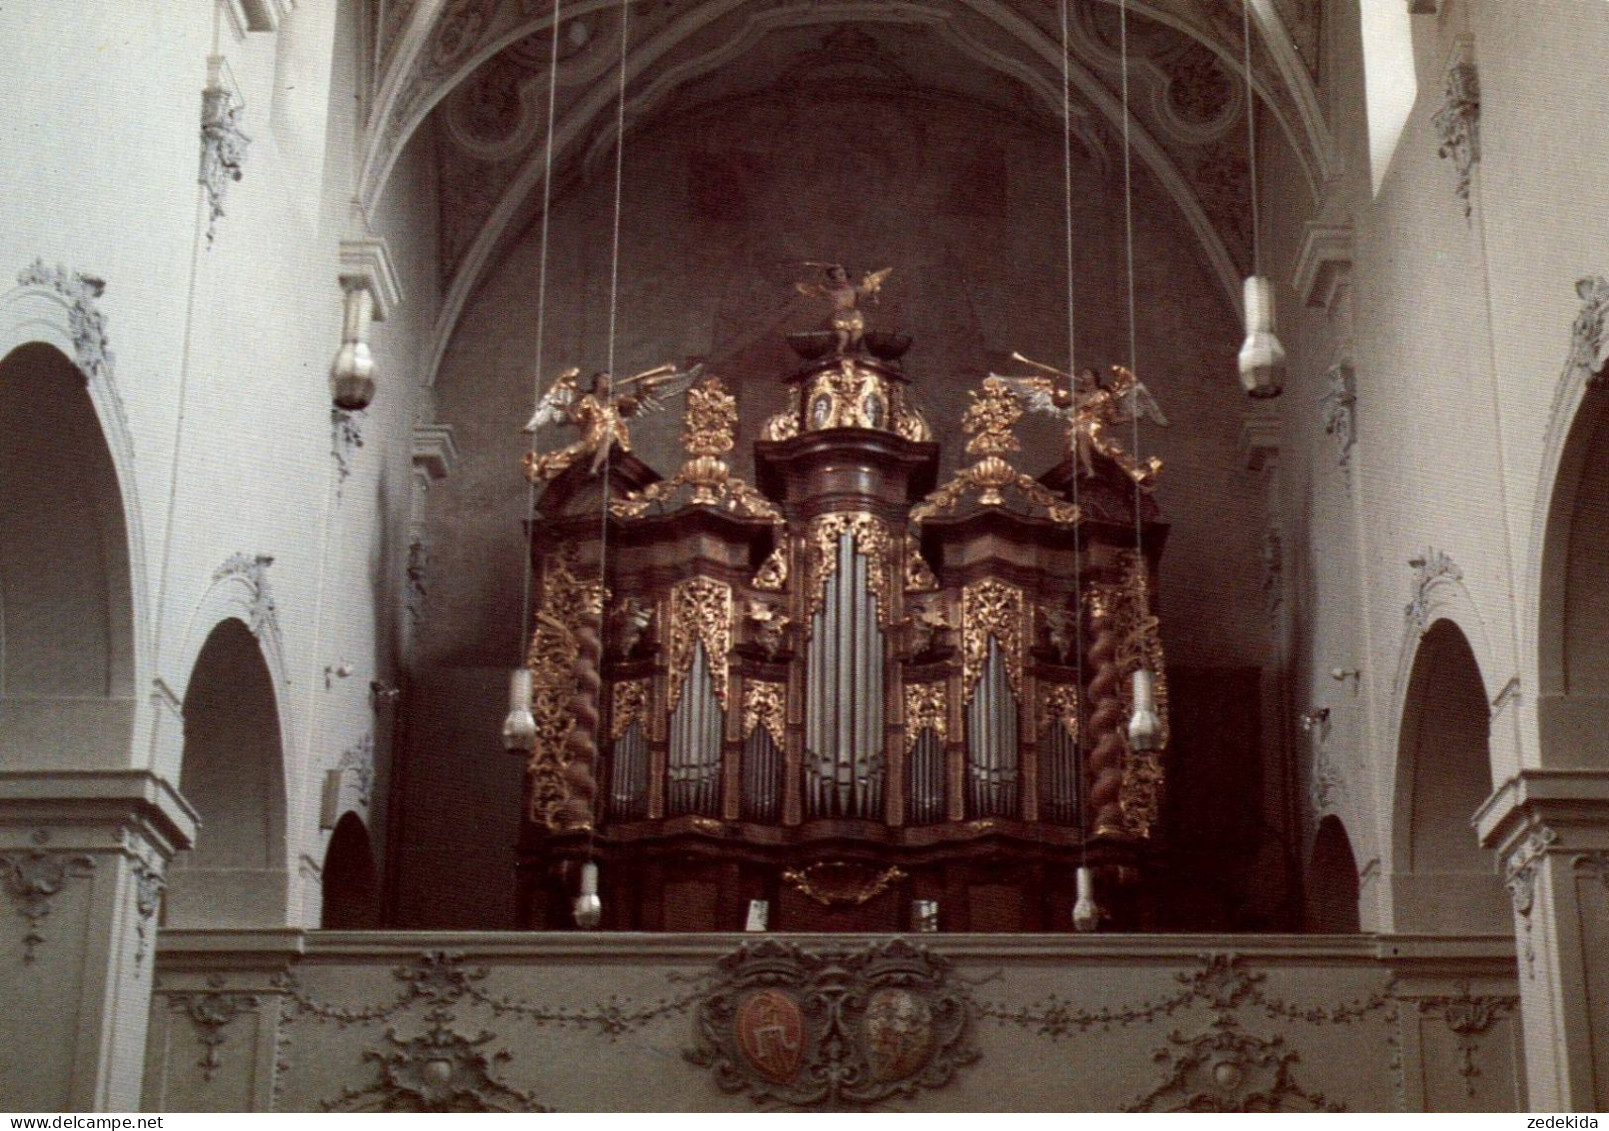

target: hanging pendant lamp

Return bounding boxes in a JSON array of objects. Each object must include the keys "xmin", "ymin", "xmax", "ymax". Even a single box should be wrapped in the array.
[{"xmin": 1237, "ymin": 0, "xmax": 1285, "ymax": 397}]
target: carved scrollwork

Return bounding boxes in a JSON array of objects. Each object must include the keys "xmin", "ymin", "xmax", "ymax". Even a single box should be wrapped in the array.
[
  {"xmin": 804, "ymin": 513, "xmax": 895, "ymax": 631},
  {"xmin": 667, "ymin": 577, "xmax": 733, "ymax": 714},
  {"xmin": 1506, "ymin": 826, "xmax": 1557, "ymax": 977},
  {"xmin": 782, "ymin": 861, "xmax": 906, "ymax": 907},
  {"xmin": 752, "ymin": 538, "xmax": 789, "ymax": 591},
  {"xmin": 610, "ymin": 679, "xmax": 650, "ymax": 741},
  {"xmin": 1416, "ymin": 981, "xmax": 1517, "ymax": 1097},
  {"xmin": 132, "ymin": 857, "xmax": 165, "ymax": 967},
  {"xmin": 1405, "ymin": 548, "xmax": 1462, "ymax": 636},
  {"xmin": 613, "ymin": 375, "xmax": 782, "ymax": 521},
  {"xmin": 961, "ymin": 579, "xmax": 1025, "ymax": 705},
  {"xmin": 904, "ymin": 682, "xmax": 948, "ymax": 753},
  {"xmin": 1123, "ymin": 1019, "xmax": 1342, "ymax": 1112},
  {"xmin": 904, "ymin": 545, "xmax": 938, "ymax": 592},
  {"xmin": 525, "ymin": 554, "xmax": 606, "ymax": 829},
  {"xmin": 742, "ymin": 680, "xmax": 786, "ymax": 748},
  {"xmin": 1037, "ymin": 684, "xmax": 1080, "ymax": 743},
  {"xmin": 171, "ymin": 974, "xmax": 262, "ymax": 1083},
  {"xmin": 1566, "ymin": 276, "xmax": 1609, "ymax": 389},
  {"xmin": 0, "ymin": 832, "xmax": 96, "ymax": 963},
  {"xmin": 324, "ymin": 1007, "xmax": 553, "ymax": 1112},
  {"xmin": 213, "ymin": 552, "xmax": 281, "ymax": 644},
  {"xmin": 909, "ymin": 378, "xmax": 1080, "ymax": 529},
  {"xmin": 685, "ymin": 938, "xmax": 978, "ymax": 1109},
  {"xmin": 17, "ymin": 260, "xmax": 114, "ymax": 384}
]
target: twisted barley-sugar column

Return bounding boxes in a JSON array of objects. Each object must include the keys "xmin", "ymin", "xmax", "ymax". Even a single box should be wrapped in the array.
[
  {"xmin": 556, "ymin": 607, "xmax": 603, "ymax": 831},
  {"xmin": 1084, "ymin": 591, "xmax": 1127, "ymax": 838}
]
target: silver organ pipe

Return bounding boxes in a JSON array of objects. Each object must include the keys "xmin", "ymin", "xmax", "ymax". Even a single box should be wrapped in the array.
[
  {"xmin": 966, "ymin": 637, "xmax": 1019, "ymax": 818},
  {"xmin": 741, "ymin": 726, "xmax": 783, "ymax": 822},
  {"xmin": 805, "ymin": 531, "xmax": 886, "ymax": 819},
  {"xmin": 668, "ymin": 644, "xmax": 723, "ymax": 816},
  {"xmin": 907, "ymin": 728, "xmax": 945, "ymax": 825},
  {"xmin": 608, "ymin": 721, "xmax": 650, "ymax": 820},
  {"xmin": 1041, "ymin": 718, "xmax": 1079, "ymax": 825}
]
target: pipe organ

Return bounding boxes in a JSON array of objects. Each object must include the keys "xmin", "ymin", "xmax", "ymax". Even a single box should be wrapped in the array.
[{"xmin": 516, "ymin": 337, "xmax": 1170, "ymax": 932}]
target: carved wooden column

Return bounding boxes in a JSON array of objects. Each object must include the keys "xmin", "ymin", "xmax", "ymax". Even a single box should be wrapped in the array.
[
  {"xmin": 0, "ymin": 771, "xmax": 195, "ymax": 1110},
  {"xmin": 1477, "ymin": 770, "xmax": 1609, "ymax": 1109}
]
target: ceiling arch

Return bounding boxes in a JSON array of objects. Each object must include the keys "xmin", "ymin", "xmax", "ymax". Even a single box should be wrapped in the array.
[{"xmin": 360, "ymin": 0, "xmax": 1333, "ymax": 385}]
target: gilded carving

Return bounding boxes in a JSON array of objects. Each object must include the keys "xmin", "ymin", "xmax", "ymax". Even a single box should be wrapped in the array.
[
  {"xmin": 742, "ymin": 680, "xmax": 786, "ymax": 748},
  {"xmin": 524, "ymin": 554, "xmax": 606, "ymax": 829},
  {"xmin": 910, "ymin": 378, "xmax": 1080, "ymax": 528},
  {"xmin": 1085, "ymin": 554, "xmax": 1169, "ymax": 838},
  {"xmin": 904, "ymin": 545, "xmax": 938, "ymax": 592},
  {"xmin": 782, "ymin": 862, "xmax": 906, "ymax": 907},
  {"xmin": 666, "ymin": 577, "xmax": 733, "ymax": 714},
  {"xmin": 961, "ymin": 579, "xmax": 1025, "ymax": 704},
  {"xmin": 762, "ymin": 387, "xmax": 802, "ymax": 441},
  {"xmin": 743, "ymin": 599, "xmax": 790, "ymax": 660},
  {"xmin": 686, "ymin": 939, "xmax": 977, "ymax": 1108},
  {"xmin": 610, "ymin": 679, "xmax": 650, "ymax": 741},
  {"xmin": 613, "ymin": 375, "xmax": 782, "ymax": 521},
  {"xmin": 904, "ymin": 682, "xmax": 948, "ymax": 753},
  {"xmin": 1038, "ymin": 684, "xmax": 1080, "ymax": 742},
  {"xmin": 804, "ymin": 513, "xmax": 895, "ymax": 631},
  {"xmin": 752, "ymin": 539, "xmax": 789, "ymax": 591}
]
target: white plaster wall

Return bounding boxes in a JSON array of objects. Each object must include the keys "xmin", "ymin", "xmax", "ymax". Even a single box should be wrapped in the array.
[
  {"xmin": 0, "ymin": 2, "xmax": 440, "ymax": 925},
  {"xmin": 1261, "ymin": 0, "xmax": 1609, "ymax": 929}
]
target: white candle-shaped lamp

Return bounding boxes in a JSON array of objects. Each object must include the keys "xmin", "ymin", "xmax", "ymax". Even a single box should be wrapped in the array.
[
  {"xmin": 1128, "ymin": 668, "xmax": 1163, "ymax": 752},
  {"xmin": 1073, "ymin": 866, "xmax": 1100, "ymax": 933},
  {"xmin": 1238, "ymin": 275, "xmax": 1286, "ymax": 398},
  {"xmin": 502, "ymin": 667, "xmax": 537, "ymax": 753},
  {"xmin": 573, "ymin": 861, "xmax": 603, "ymax": 929}
]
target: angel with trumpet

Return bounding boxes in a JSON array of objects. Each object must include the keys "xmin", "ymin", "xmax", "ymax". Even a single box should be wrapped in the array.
[
  {"xmin": 991, "ymin": 353, "xmax": 1169, "ymax": 488},
  {"xmin": 795, "ymin": 262, "xmax": 893, "ymax": 354},
  {"xmin": 521, "ymin": 360, "xmax": 703, "ymax": 483}
]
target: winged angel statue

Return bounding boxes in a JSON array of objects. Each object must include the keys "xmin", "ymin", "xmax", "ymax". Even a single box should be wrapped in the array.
[
  {"xmin": 796, "ymin": 263, "xmax": 893, "ymax": 353},
  {"xmin": 992, "ymin": 353, "xmax": 1168, "ymax": 488},
  {"xmin": 521, "ymin": 361, "xmax": 703, "ymax": 483}
]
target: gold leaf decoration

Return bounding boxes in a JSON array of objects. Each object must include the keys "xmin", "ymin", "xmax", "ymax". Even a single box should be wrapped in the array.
[
  {"xmin": 1038, "ymin": 684, "xmax": 1080, "ymax": 742},
  {"xmin": 611, "ymin": 679, "xmax": 650, "ymax": 740},
  {"xmin": 904, "ymin": 682, "xmax": 948, "ymax": 753},
  {"xmin": 742, "ymin": 680, "xmax": 787, "ymax": 747},
  {"xmin": 961, "ymin": 579, "xmax": 1025, "ymax": 705},
  {"xmin": 667, "ymin": 577, "xmax": 733, "ymax": 714},
  {"xmin": 804, "ymin": 512, "xmax": 896, "ymax": 632}
]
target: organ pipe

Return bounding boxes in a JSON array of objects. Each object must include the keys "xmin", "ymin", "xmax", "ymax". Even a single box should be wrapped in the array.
[
  {"xmin": 805, "ymin": 532, "xmax": 886, "ymax": 819},
  {"xmin": 668, "ymin": 645, "xmax": 723, "ymax": 816}
]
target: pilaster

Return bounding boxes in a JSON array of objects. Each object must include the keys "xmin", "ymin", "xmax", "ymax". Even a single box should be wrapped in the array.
[
  {"xmin": 1476, "ymin": 770, "xmax": 1609, "ymax": 1110},
  {"xmin": 0, "ymin": 771, "xmax": 197, "ymax": 1110}
]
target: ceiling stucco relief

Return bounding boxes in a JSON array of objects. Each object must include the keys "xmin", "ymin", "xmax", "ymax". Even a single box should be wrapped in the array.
[{"xmin": 408, "ymin": 3, "xmax": 1293, "ymax": 383}]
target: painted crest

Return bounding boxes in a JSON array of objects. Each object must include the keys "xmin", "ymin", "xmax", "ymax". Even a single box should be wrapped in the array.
[
  {"xmin": 686, "ymin": 938, "xmax": 977, "ymax": 1109},
  {"xmin": 735, "ymin": 989, "xmax": 805, "ymax": 1082},
  {"xmin": 862, "ymin": 988, "xmax": 935, "ymax": 1082}
]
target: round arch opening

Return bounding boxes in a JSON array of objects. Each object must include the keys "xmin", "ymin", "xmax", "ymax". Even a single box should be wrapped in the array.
[
  {"xmin": 1391, "ymin": 620, "xmax": 1507, "ymax": 934},
  {"xmin": 322, "ymin": 811, "xmax": 381, "ymax": 929},
  {"xmin": 0, "ymin": 342, "xmax": 135, "ymax": 769},
  {"xmin": 167, "ymin": 619, "xmax": 291, "ymax": 928},
  {"xmin": 1307, "ymin": 814, "xmax": 1361, "ymax": 933}
]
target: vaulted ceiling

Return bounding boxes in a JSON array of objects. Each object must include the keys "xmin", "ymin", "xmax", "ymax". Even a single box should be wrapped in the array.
[{"xmin": 360, "ymin": 0, "xmax": 1331, "ymax": 380}]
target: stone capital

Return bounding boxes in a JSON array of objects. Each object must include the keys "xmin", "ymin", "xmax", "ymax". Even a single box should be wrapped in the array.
[
  {"xmin": 1474, "ymin": 769, "xmax": 1609, "ymax": 857},
  {"xmin": 0, "ymin": 770, "xmax": 198, "ymax": 860}
]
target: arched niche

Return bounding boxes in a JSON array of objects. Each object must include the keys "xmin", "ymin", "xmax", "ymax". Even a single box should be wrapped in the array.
[
  {"xmin": 322, "ymin": 811, "xmax": 381, "ymax": 929},
  {"xmin": 1391, "ymin": 620, "xmax": 1508, "ymax": 933},
  {"xmin": 1537, "ymin": 387, "xmax": 1609, "ymax": 769},
  {"xmin": 0, "ymin": 342, "xmax": 135, "ymax": 769},
  {"xmin": 1306, "ymin": 814, "xmax": 1361, "ymax": 933},
  {"xmin": 166, "ymin": 619, "xmax": 291, "ymax": 928}
]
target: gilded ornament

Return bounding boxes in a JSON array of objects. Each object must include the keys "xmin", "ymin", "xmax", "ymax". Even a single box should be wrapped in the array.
[
  {"xmin": 993, "ymin": 357, "xmax": 1167, "ymax": 489},
  {"xmin": 803, "ymin": 513, "xmax": 895, "ymax": 632},
  {"xmin": 904, "ymin": 545, "xmax": 938, "ymax": 592},
  {"xmin": 1038, "ymin": 684, "xmax": 1080, "ymax": 742},
  {"xmin": 744, "ymin": 600, "xmax": 791, "ymax": 660},
  {"xmin": 523, "ymin": 361, "xmax": 702, "ymax": 483},
  {"xmin": 743, "ymin": 680, "xmax": 787, "ymax": 748},
  {"xmin": 523, "ymin": 555, "xmax": 606, "ymax": 830},
  {"xmin": 666, "ymin": 577, "xmax": 733, "ymax": 714},
  {"xmin": 961, "ymin": 579, "xmax": 1026, "ymax": 705},
  {"xmin": 752, "ymin": 540, "xmax": 789, "ymax": 591},
  {"xmin": 801, "ymin": 359, "xmax": 891, "ymax": 431},
  {"xmin": 892, "ymin": 395, "xmax": 932, "ymax": 442},
  {"xmin": 904, "ymin": 682, "xmax": 948, "ymax": 753},
  {"xmin": 909, "ymin": 376, "xmax": 1080, "ymax": 528},
  {"xmin": 782, "ymin": 862, "xmax": 906, "ymax": 907},
  {"xmin": 762, "ymin": 387, "xmax": 802, "ymax": 441},
  {"xmin": 794, "ymin": 263, "xmax": 893, "ymax": 354},
  {"xmin": 612, "ymin": 375, "xmax": 782, "ymax": 520},
  {"xmin": 1088, "ymin": 553, "xmax": 1170, "ymax": 838},
  {"xmin": 611, "ymin": 679, "xmax": 650, "ymax": 741}
]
